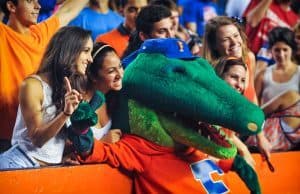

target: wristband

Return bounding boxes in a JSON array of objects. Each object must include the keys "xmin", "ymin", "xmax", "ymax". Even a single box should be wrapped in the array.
[{"xmin": 63, "ymin": 111, "xmax": 72, "ymax": 116}]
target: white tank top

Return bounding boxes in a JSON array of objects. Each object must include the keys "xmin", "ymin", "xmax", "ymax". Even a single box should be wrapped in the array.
[
  {"xmin": 11, "ymin": 75, "xmax": 65, "ymax": 164},
  {"xmin": 261, "ymin": 65, "xmax": 300, "ymax": 105},
  {"xmin": 91, "ymin": 119, "xmax": 112, "ymax": 140}
]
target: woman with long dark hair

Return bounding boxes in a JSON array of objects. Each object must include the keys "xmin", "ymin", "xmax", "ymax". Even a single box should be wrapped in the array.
[{"xmin": 0, "ymin": 26, "xmax": 93, "ymax": 169}]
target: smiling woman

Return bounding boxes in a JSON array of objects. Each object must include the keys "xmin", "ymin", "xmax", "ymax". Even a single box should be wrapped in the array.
[
  {"xmin": 81, "ymin": 42, "xmax": 123, "ymax": 142},
  {"xmin": 215, "ymin": 57, "xmax": 247, "ymax": 94},
  {"xmin": 0, "ymin": 26, "xmax": 93, "ymax": 170}
]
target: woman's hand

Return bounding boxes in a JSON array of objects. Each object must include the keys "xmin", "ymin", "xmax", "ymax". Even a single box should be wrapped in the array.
[
  {"xmin": 101, "ymin": 129, "xmax": 122, "ymax": 143},
  {"xmin": 63, "ymin": 77, "xmax": 83, "ymax": 115}
]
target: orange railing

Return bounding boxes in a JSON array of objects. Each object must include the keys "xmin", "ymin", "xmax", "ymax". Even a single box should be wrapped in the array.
[{"xmin": 0, "ymin": 151, "xmax": 299, "ymax": 194}]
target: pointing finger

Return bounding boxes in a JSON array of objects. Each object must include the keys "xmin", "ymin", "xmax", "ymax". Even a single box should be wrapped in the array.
[{"xmin": 64, "ymin": 77, "xmax": 72, "ymax": 93}]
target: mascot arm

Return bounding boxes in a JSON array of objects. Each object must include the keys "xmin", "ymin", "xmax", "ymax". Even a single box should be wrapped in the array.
[{"xmin": 77, "ymin": 135, "xmax": 145, "ymax": 172}]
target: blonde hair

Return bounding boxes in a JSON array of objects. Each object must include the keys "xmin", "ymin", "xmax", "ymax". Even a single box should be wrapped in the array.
[{"xmin": 202, "ymin": 16, "xmax": 249, "ymax": 66}]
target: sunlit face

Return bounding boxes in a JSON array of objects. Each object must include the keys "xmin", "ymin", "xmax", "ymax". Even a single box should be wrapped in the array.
[
  {"xmin": 148, "ymin": 17, "xmax": 175, "ymax": 39},
  {"xmin": 123, "ymin": 0, "xmax": 147, "ymax": 31},
  {"xmin": 96, "ymin": 52, "xmax": 124, "ymax": 94},
  {"xmin": 223, "ymin": 65, "xmax": 246, "ymax": 94},
  {"xmin": 76, "ymin": 37, "xmax": 93, "ymax": 75},
  {"xmin": 271, "ymin": 41, "xmax": 293, "ymax": 65},
  {"xmin": 216, "ymin": 24, "xmax": 243, "ymax": 58},
  {"xmin": 11, "ymin": 0, "xmax": 41, "ymax": 26}
]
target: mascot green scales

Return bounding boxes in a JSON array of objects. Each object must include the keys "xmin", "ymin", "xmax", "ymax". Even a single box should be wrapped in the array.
[{"xmin": 68, "ymin": 38, "xmax": 264, "ymax": 194}]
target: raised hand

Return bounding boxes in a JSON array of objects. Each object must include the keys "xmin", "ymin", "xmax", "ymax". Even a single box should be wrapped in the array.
[{"xmin": 63, "ymin": 77, "xmax": 83, "ymax": 116}]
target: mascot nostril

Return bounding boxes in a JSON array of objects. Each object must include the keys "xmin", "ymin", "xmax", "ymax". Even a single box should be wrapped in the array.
[{"xmin": 248, "ymin": 123, "xmax": 258, "ymax": 132}]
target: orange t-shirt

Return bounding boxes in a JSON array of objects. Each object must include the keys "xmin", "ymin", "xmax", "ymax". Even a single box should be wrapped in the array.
[
  {"xmin": 0, "ymin": 16, "xmax": 60, "ymax": 140},
  {"xmin": 96, "ymin": 28, "xmax": 130, "ymax": 58},
  {"xmin": 79, "ymin": 134, "xmax": 232, "ymax": 194}
]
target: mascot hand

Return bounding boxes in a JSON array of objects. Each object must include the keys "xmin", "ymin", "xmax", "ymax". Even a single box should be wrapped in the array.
[
  {"xmin": 70, "ymin": 102, "xmax": 98, "ymax": 133},
  {"xmin": 232, "ymin": 155, "xmax": 261, "ymax": 194},
  {"xmin": 68, "ymin": 129, "xmax": 94, "ymax": 156},
  {"xmin": 70, "ymin": 90, "xmax": 105, "ymax": 132},
  {"xmin": 68, "ymin": 90, "xmax": 105, "ymax": 154},
  {"xmin": 218, "ymin": 155, "xmax": 261, "ymax": 194}
]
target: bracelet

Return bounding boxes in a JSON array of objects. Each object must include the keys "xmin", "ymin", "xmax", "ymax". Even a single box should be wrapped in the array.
[{"xmin": 63, "ymin": 111, "xmax": 72, "ymax": 116}]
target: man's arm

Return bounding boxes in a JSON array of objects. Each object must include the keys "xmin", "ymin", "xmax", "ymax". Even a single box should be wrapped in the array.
[
  {"xmin": 245, "ymin": 0, "xmax": 272, "ymax": 28},
  {"xmin": 53, "ymin": 0, "xmax": 89, "ymax": 27}
]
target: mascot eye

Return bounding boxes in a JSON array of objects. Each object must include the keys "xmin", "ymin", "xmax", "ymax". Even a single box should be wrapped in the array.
[{"xmin": 162, "ymin": 64, "xmax": 186, "ymax": 75}]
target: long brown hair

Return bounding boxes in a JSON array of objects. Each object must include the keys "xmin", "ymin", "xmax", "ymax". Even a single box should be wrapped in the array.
[{"xmin": 37, "ymin": 26, "xmax": 91, "ymax": 112}]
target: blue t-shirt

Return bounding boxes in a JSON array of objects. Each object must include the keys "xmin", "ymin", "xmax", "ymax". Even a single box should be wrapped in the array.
[
  {"xmin": 68, "ymin": 7, "xmax": 124, "ymax": 40},
  {"xmin": 178, "ymin": 0, "xmax": 192, "ymax": 26},
  {"xmin": 182, "ymin": 1, "xmax": 218, "ymax": 37}
]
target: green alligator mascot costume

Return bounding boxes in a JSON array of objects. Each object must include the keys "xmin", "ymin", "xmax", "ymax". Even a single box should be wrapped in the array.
[{"xmin": 68, "ymin": 38, "xmax": 264, "ymax": 194}]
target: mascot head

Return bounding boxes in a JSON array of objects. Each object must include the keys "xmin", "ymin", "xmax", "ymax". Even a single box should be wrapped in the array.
[{"xmin": 116, "ymin": 38, "xmax": 265, "ymax": 159}]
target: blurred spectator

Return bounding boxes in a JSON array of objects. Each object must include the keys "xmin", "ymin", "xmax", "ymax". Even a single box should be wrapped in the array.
[
  {"xmin": 225, "ymin": 0, "xmax": 250, "ymax": 18},
  {"xmin": 150, "ymin": 0, "xmax": 181, "ymax": 38},
  {"xmin": 38, "ymin": 0, "xmax": 60, "ymax": 22},
  {"xmin": 294, "ymin": 22, "xmax": 300, "ymax": 64},
  {"xmin": 177, "ymin": 0, "xmax": 190, "ymax": 25},
  {"xmin": 215, "ymin": 0, "xmax": 228, "ymax": 15},
  {"xmin": 181, "ymin": 0, "xmax": 219, "ymax": 37},
  {"xmin": 243, "ymin": 0, "xmax": 299, "ymax": 55},
  {"xmin": 109, "ymin": 0, "xmax": 119, "ymax": 11},
  {"xmin": 69, "ymin": 0, "xmax": 124, "ymax": 40},
  {"xmin": 252, "ymin": 27, "xmax": 300, "ymax": 151},
  {"xmin": 149, "ymin": 0, "xmax": 202, "ymax": 56},
  {"xmin": 96, "ymin": 0, "xmax": 147, "ymax": 57},
  {"xmin": 122, "ymin": 5, "xmax": 174, "ymax": 59}
]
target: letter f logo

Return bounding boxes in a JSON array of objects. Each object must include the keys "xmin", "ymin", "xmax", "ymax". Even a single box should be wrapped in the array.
[{"xmin": 190, "ymin": 159, "xmax": 229, "ymax": 194}]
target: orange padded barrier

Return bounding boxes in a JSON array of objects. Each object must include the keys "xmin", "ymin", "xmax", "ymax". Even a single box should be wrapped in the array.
[{"xmin": 0, "ymin": 151, "xmax": 299, "ymax": 194}]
